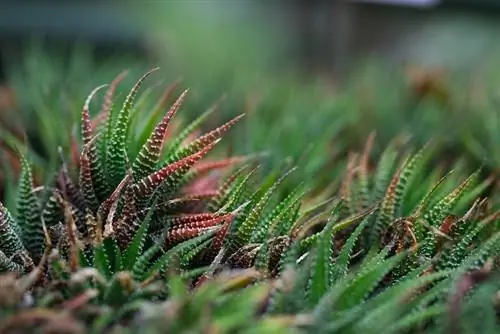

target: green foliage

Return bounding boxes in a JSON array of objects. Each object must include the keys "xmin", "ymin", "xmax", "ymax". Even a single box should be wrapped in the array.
[
  {"xmin": 0, "ymin": 42, "xmax": 149, "ymax": 179},
  {"xmin": 2, "ymin": 65, "xmax": 500, "ymax": 334}
]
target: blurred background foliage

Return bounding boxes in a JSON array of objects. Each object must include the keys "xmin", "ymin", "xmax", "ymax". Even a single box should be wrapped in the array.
[{"xmin": 1, "ymin": 0, "xmax": 500, "ymax": 197}]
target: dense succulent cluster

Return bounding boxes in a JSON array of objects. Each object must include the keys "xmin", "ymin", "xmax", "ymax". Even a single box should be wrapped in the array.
[
  {"xmin": 2, "ymin": 68, "xmax": 500, "ymax": 333},
  {"xmin": 1, "ymin": 68, "xmax": 248, "ymax": 270},
  {"xmin": 270, "ymin": 135, "xmax": 500, "ymax": 333},
  {"xmin": 0, "ymin": 68, "xmax": 323, "ymax": 332}
]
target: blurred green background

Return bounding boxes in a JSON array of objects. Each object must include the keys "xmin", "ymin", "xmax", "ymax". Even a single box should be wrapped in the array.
[{"xmin": 1, "ymin": 0, "xmax": 500, "ymax": 198}]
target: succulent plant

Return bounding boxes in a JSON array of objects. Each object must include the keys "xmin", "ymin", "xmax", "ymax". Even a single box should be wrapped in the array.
[
  {"xmin": 0, "ymin": 68, "xmax": 327, "ymax": 332},
  {"xmin": 3, "ymin": 63, "xmax": 500, "ymax": 334}
]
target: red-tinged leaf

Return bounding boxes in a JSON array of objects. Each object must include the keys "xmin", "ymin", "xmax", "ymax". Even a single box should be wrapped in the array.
[
  {"xmin": 194, "ymin": 273, "xmax": 211, "ymax": 288},
  {"xmin": 377, "ymin": 158, "xmax": 406, "ymax": 225},
  {"xmin": 192, "ymin": 156, "xmax": 249, "ymax": 176},
  {"xmin": 62, "ymin": 289, "xmax": 98, "ymax": 310},
  {"xmin": 134, "ymin": 191, "xmax": 220, "ymax": 218},
  {"xmin": 166, "ymin": 191, "xmax": 220, "ymax": 207},
  {"xmin": 173, "ymin": 94, "xmax": 226, "ymax": 147},
  {"xmin": 82, "ymin": 84, "xmax": 108, "ymax": 145},
  {"xmin": 183, "ymin": 114, "xmax": 245, "ymax": 154},
  {"xmin": 211, "ymin": 213, "xmax": 236, "ymax": 255},
  {"xmin": 57, "ymin": 147, "xmax": 85, "ymax": 211},
  {"xmin": 360, "ymin": 132, "xmax": 376, "ymax": 172},
  {"xmin": 339, "ymin": 152, "xmax": 358, "ymax": 216},
  {"xmin": 163, "ymin": 118, "xmax": 180, "ymax": 143},
  {"xmin": 168, "ymin": 213, "xmax": 218, "ymax": 227},
  {"xmin": 179, "ymin": 191, "xmax": 220, "ymax": 201},
  {"xmin": 114, "ymin": 172, "xmax": 138, "ymax": 245},
  {"xmin": 133, "ymin": 89, "xmax": 189, "ymax": 178},
  {"xmin": 439, "ymin": 215, "xmax": 457, "ymax": 235},
  {"xmin": 78, "ymin": 137, "xmax": 100, "ymax": 211},
  {"xmin": 96, "ymin": 174, "xmax": 131, "ymax": 221},
  {"xmin": 62, "ymin": 198, "xmax": 81, "ymax": 272},
  {"xmin": 85, "ymin": 208, "xmax": 100, "ymax": 246},
  {"xmin": 133, "ymin": 139, "xmax": 220, "ymax": 199},
  {"xmin": 181, "ymin": 130, "xmax": 201, "ymax": 148},
  {"xmin": 107, "ymin": 67, "xmax": 161, "ymax": 186},
  {"xmin": 208, "ymin": 202, "xmax": 248, "ymax": 260},
  {"xmin": 92, "ymin": 70, "xmax": 129, "ymax": 130},
  {"xmin": 106, "ymin": 175, "xmax": 137, "ymax": 245},
  {"xmin": 165, "ymin": 226, "xmax": 217, "ymax": 247},
  {"xmin": 179, "ymin": 214, "xmax": 233, "ymax": 230}
]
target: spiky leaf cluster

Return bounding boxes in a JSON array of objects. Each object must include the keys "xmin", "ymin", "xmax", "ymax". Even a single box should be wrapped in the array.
[
  {"xmin": 1, "ymin": 69, "xmax": 340, "ymax": 334},
  {"xmin": 258, "ymin": 134, "xmax": 500, "ymax": 333},
  {"xmin": 2, "ymin": 69, "xmax": 500, "ymax": 334}
]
